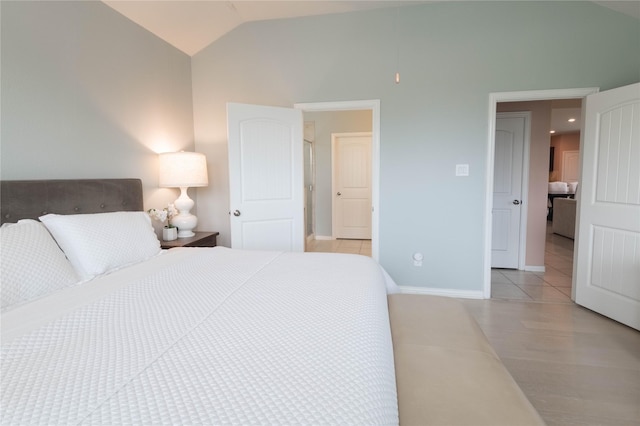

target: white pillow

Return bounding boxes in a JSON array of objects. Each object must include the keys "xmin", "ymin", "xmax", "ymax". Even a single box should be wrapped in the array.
[
  {"xmin": 39, "ymin": 211, "xmax": 161, "ymax": 281},
  {"xmin": 1, "ymin": 219, "xmax": 80, "ymax": 312}
]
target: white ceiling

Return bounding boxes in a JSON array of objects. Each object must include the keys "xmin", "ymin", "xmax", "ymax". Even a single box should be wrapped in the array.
[
  {"xmin": 550, "ymin": 107, "xmax": 582, "ymax": 135},
  {"xmin": 102, "ymin": 1, "xmax": 640, "ymax": 56},
  {"xmin": 102, "ymin": 1, "xmax": 433, "ymax": 56}
]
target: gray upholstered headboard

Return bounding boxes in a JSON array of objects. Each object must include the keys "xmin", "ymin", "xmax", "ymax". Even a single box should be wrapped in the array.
[{"xmin": 0, "ymin": 179, "xmax": 143, "ymax": 225}]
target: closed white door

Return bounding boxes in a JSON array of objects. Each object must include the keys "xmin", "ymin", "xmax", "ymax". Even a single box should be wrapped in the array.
[
  {"xmin": 227, "ymin": 103, "xmax": 304, "ymax": 251},
  {"xmin": 492, "ymin": 113, "xmax": 527, "ymax": 269},
  {"xmin": 562, "ymin": 150, "xmax": 580, "ymax": 182},
  {"xmin": 575, "ymin": 82, "xmax": 640, "ymax": 330},
  {"xmin": 332, "ymin": 132, "xmax": 372, "ymax": 239}
]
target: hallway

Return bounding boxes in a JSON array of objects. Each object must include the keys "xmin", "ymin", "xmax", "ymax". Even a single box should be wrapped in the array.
[{"xmin": 491, "ymin": 224, "xmax": 574, "ymax": 302}]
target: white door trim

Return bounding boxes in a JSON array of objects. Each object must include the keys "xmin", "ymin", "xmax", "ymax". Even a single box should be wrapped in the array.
[
  {"xmin": 495, "ymin": 111, "xmax": 531, "ymax": 271},
  {"xmin": 294, "ymin": 100, "xmax": 381, "ymax": 261},
  {"xmin": 484, "ymin": 88, "xmax": 599, "ymax": 299}
]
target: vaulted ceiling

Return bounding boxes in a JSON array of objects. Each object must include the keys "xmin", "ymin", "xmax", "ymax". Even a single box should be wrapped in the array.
[
  {"xmin": 102, "ymin": 1, "xmax": 428, "ymax": 56},
  {"xmin": 102, "ymin": 1, "xmax": 640, "ymax": 56}
]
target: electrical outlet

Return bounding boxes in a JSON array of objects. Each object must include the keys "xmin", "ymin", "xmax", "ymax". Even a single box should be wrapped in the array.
[{"xmin": 413, "ymin": 252, "xmax": 423, "ymax": 267}]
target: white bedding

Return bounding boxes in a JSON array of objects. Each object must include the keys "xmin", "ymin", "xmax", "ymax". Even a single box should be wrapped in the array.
[{"xmin": 1, "ymin": 247, "xmax": 398, "ymax": 425}]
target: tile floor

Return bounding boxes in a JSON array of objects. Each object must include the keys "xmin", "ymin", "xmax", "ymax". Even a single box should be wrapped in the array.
[
  {"xmin": 306, "ymin": 238, "xmax": 372, "ymax": 256},
  {"xmin": 460, "ymin": 297, "xmax": 640, "ymax": 426},
  {"xmin": 483, "ymin": 226, "xmax": 640, "ymax": 425},
  {"xmin": 491, "ymin": 223, "xmax": 575, "ymax": 302}
]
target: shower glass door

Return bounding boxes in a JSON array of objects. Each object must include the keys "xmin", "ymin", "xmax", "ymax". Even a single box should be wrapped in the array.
[{"xmin": 303, "ymin": 140, "xmax": 314, "ymax": 240}]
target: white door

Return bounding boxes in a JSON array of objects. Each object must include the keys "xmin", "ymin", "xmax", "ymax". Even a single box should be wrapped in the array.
[
  {"xmin": 562, "ymin": 150, "xmax": 580, "ymax": 182},
  {"xmin": 575, "ymin": 82, "xmax": 640, "ymax": 330},
  {"xmin": 492, "ymin": 113, "xmax": 527, "ymax": 269},
  {"xmin": 227, "ymin": 103, "xmax": 304, "ymax": 251},
  {"xmin": 332, "ymin": 132, "xmax": 372, "ymax": 239}
]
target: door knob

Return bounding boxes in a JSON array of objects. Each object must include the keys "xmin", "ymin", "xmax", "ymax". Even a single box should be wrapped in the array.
[
  {"xmin": 233, "ymin": 210, "xmax": 241, "ymax": 216},
  {"xmin": 337, "ymin": 192, "xmax": 342, "ymax": 196},
  {"xmin": 513, "ymin": 200, "xmax": 521, "ymax": 205}
]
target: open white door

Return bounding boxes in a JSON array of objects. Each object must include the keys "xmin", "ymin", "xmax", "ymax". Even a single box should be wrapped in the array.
[
  {"xmin": 227, "ymin": 103, "xmax": 304, "ymax": 251},
  {"xmin": 492, "ymin": 113, "xmax": 527, "ymax": 269},
  {"xmin": 575, "ymin": 82, "xmax": 640, "ymax": 330}
]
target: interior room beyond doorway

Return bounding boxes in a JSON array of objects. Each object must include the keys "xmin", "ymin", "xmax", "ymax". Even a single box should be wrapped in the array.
[
  {"xmin": 492, "ymin": 223, "xmax": 573, "ymax": 301},
  {"xmin": 489, "ymin": 95, "xmax": 584, "ymax": 300},
  {"xmin": 306, "ymin": 239, "xmax": 372, "ymax": 256},
  {"xmin": 302, "ymin": 108, "xmax": 373, "ymax": 252}
]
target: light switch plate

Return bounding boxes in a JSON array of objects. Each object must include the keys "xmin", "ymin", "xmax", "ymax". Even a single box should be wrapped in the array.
[{"xmin": 456, "ymin": 164, "xmax": 469, "ymax": 176}]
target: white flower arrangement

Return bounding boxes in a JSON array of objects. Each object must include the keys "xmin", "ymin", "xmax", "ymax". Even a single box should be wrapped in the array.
[{"xmin": 147, "ymin": 203, "xmax": 177, "ymax": 228}]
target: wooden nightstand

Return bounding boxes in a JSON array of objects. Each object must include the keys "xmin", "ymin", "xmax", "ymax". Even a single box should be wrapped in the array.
[{"xmin": 160, "ymin": 232, "xmax": 219, "ymax": 249}]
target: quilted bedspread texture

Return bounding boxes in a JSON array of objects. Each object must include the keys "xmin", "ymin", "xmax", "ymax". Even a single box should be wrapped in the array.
[{"xmin": 1, "ymin": 248, "xmax": 398, "ymax": 425}]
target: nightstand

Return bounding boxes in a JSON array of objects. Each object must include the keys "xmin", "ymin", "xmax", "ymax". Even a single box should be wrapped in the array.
[{"xmin": 160, "ymin": 232, "xmax": 219, "ymax": 249}]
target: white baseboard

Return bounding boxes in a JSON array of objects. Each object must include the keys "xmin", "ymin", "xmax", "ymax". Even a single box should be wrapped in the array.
[
  {"xmin": 398, "ymin": 286, "xmax": 485, "ymax": 300},
  {"xmin": 523, "ymin": 265, "xmax": 545, "ymax": 272},
  {"xmin": 314, "ymin": 235, "xmax": 334, "ymax": 241}
]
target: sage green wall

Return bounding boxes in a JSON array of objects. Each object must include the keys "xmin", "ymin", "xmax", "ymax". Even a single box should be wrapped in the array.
[
  {"xmin": 192, "ymin": 1, "xmax": 639, "ymax": 291},
  {"xmin": 0, "ymin": 1, "xmax": 195, "ymax": 214},
  {"xmin": 303, "ymin": 110, "xmax": 373, "ymax": 237}
]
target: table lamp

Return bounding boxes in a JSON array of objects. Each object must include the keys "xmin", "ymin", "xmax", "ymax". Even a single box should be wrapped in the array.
[{"xmin": 159, "ymin": 151, "xmax": 208, "ymax": 238}]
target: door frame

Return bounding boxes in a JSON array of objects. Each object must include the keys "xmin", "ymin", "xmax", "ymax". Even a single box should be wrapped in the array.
[
  {"xmin": 331, "ymin": 131, "xmax": 373, "ymax": 240},
  {"xmin": 493, "ymin": 111, "xmax": 531, "ymax": 270},
  {"xmin": 484, "ymin": 88, "xmax": 599, "ymax": 298},
  {"xmin": 294, "ymin": 100, "xmax": 381, "ymax": 261}
]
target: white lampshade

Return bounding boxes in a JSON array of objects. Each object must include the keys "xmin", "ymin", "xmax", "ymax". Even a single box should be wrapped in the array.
[
  {"xmin": 159, "ymin": 152, "xmax": 208, "ymax": 188},
  {"xmin": 158, "ymin": 151, "xmax": 208, "ymax": 238}
]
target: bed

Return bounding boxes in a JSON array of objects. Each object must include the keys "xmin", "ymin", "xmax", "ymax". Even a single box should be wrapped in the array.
[
  {"xmin": 1, "ymin": 179, "xmax": 398, "ymax": 424},
  {"xmin": 1, "ymin": 179, "xmax": 544, "ymax": 425}
]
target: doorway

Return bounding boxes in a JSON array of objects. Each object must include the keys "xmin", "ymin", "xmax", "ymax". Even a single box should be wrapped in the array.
[
  {"xmin": 484, "ymin": 88, "xmax": 599, "ymax": 298},
  {"xmin": 295, "ymin": 100, "xmax": 381, "ymax": 260}
]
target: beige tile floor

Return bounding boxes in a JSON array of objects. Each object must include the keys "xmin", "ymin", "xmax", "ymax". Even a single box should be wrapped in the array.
[
  {"xmin": 481, "ymin": 226, "xmax": 640, "ymax": 425},
  {"xmin": 460, "ymin": 297, "xmax": 640, "ymax": 425},
  {"xmin": 491, "ymin": 223, "xmax": 576, "ymax": 302},
  {"xmin": 306, "ymin": 238, "xmax": 372, "ymax": 256},
  {"xmin": 306, "ymin": 230, "xmax": 640, "ymax": 425}
]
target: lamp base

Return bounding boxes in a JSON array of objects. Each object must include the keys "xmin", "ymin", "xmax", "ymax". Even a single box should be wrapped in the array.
[
  {"xmin": 172, "ymin": 212, "xmax": 197, "ymax": 238},
  {"xmin": 172, "ymin": 187, "xmax": 198, "ymax": 238},
  {"xmin": 177, "ymin": 229, "xmax": 195, "ymax": 238}
]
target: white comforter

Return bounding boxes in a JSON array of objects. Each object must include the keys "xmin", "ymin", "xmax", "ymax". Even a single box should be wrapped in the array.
[{"xmin": 1, "ymin": 247, "xmax": 398, "ymax": 425}]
